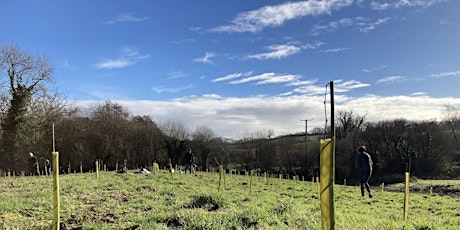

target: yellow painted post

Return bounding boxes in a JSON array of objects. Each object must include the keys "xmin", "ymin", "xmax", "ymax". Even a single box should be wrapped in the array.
[
  {"xmin": 222, "ymin": 166, "xmax": 226, "ymax": 187},
  {"xmin": 320, "ymin": 138, "xmax": 335, "ymax": 230},
  {"xmin": 403, "ymin": 172, "xmax": 410, "ymax": 221},
  {"xmin": 249, "ymin": 170, "xmax": 254, "ymax": 196},
  {"xmin": 52, "ymin": 151, "xmax": 60, "ymax": 230},
  {"xmin": 218, "ymin": 165, "xmax": 223, "ymax": 192},
  {"xmin": 153, "ymin": 162, "xmax": 159, "ymax": 178},
  {"xmin": 317, "ymin": 177, "xmax": 320, "ymax": 198},
  {"xmin": 80, "ymin": 161, "xmax": 83, "ymax": 174}
]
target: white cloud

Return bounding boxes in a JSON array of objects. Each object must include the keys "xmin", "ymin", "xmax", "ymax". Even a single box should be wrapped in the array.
[
  {"xmin": 167, "ymin": 71, "xmax": 186, "ymax": 80},
  {"xmin": 76, "ymin": 93, "xmax": 460, "ymax": 139},
  {"xmin": 209, "ymin": 0, "xmax": 354, "ymax": 33},
  {"xmin": 302, "ymin": 41, "xmax": 327, "ymax": 49},
  {"xmin": 229, "ymin": 72, "xmax": 300, "ymax": 85},
  {"xmin": 94, "ymin": 47, "xmax": 150, "ymax": 69},
  {"xmin": 247, "ymin": 44, "xmax": 301, "ymax": 60},
  {"xmin": 193, "ymin": 52, "xmax": 216, "ymax": 64},
  {"xmin": 356, "ymin": 17, "xmax": 391, "ymax": 32},
  {"xmin": 430, "ymin": 70, "xmax": 460, "ymax": 78},
  {"xmin": 310, "ymin": 18, "xmax": 353, "ymax": 35},
  {"xmin": 311, "ymin": 17, "xmax": 391, "ymax": 35},
  {"xmin": 212, "ymin": 71, "xmax": 253, "ymax": 82},
  {"xmin": 288, "ymin": 84, "xmax": 328, "ymax": 95},
  {"xmin": 411, "ymin": 92, "xmax": 427, "ymax": 96},
  {"xmin": 322, "ymin": 47, "xmax": 351, "ymax": 53},
  {"xmin": 370, "ymin": 0, "xmax": 445, "ymax": 10},
  {"xmin": 152, "ymin": 84, "xmax": 194, "ymax": 93},
  {"xmin": 362, "ymin": 65, "xmax": 388, "ymax": 73},
  {"xmin": 377, "ymin": 75, "xmax": 406, "ymax": 84},
  {"xmin": 103, "ymin": 12, "xmax": 149, "ymax": 24},
  {"xmin": 94, "ymin": 59, "xmax": 132, "ymax": 69},
  {"xmin": 335, "ymin": 80, "xmax": 370, "ymax": 91}
]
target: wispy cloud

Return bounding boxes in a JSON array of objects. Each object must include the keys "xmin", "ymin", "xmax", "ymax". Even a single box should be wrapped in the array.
[
  {"xmin": 245, "ymin": 41, "xmax": 325, "ymax": 60},
  {"xmin": 229, "ymin": 72, "xmax": 300, "ymax": 85},
  {"xmin": 193, "ymin": 52, "xmax": 216, "ymax": 64},
  {"xmin": 212, "ymin": 71, "xmax": 253, "ymax": 82},
  {"xmin": 430, "ymin": 70, "xmax": 460, "ymax": 78},
  {"xmin": 310, "ymin": 18, "xmax": 353, "ymax": 35},
  {"xmin": 103, "ymin": 12, "xmax": 149, "ymax": 24},
  {"xmin": 302, "ymin": 41, "xmax": 327, "ymax": 49},
  {"xmin": 322, "ymin": 47, "xmax": 351, "ymax": 53},
  {"xmin": 335, "ymin": 80, "xmax": 370, "ymax": 91},
  {"xmin": 362, "ymin": 65, "xmax": 388, "ymax": 73},
  {"xmin": 311, "ymin": 17, "xmax": 391, "ymax": 35},
  {"xmin": 377, "ymin": 75, "xmax": 406, "ymax": 84},
  {"xmin": 282, "ymin": 80, "xmax": 367, "ymax": 96},
  {"xmin": 246, "ymin": 45, "xmax": 301, "ymax": 60},
  {"xmin": 208, "ymin": 0, "xmax": 354, "ymax": 33},
  {"xmin": 94, "ymin": 47, "xmax": 150, "ymax": 69},
  {"xmin": 152, "ymin": 84, "xmax": 194, "ymax": 93},
  {"xmin": 79, "ymin": 84, "xmax": 127, "ymax": 100},
  {"xmin": 370, "ymin": 0, "xmax": 445, "ymax": 10},
  {"xmin": 61, "ymin": 59, "xmax": 73, "ymax": 70},
  {"xmin": 167, "ymin": 71, "xmax": 186, "ymax": 80},
  {"xmin": 411, "ymin": 92, "xmax": 427, "ymax": 96},
  {"xmin": 286, "ymin": 84, "xmax": 327, "ymax": 95},
  {"xmin": 356, "ymin": 17, "xmax": 391, "ymax": 32}
]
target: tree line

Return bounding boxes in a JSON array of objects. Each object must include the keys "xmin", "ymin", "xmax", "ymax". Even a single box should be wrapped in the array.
[{"xmin": 1, "ymin": 43, "xmax": 459, "ymax": 183}]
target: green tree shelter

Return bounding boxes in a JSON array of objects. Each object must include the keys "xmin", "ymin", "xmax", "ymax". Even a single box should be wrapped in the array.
[{"xmin": 0, "ymin": 43, "xmax": 54, "ymax": 173}]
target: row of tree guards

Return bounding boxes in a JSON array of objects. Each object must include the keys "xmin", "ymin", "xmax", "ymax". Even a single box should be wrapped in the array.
[
  {"xmin": 47, "ymin": 152, "xmax": 415, "ymax": 230},
  {"xmin": 47, "ymin": 82, "xmax": 414, "ymax": 230}
]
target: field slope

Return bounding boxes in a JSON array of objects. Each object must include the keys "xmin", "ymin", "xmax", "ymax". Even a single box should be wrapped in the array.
[{"xmin": 0, "ymin": 171, "xmax": 459, "ymax": 229}]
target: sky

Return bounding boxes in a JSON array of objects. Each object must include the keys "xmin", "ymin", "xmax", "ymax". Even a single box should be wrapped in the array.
[{"xmin": 1, "ymin": 0, "xmax": 460, "ymax": 139}]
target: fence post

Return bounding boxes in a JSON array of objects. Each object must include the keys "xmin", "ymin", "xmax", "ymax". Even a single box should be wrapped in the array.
[
  {"xmin": 403, "ymin": 172, "xmax": 410, "ymax": 221},
  {"xmin": 52, "ymin": 151, "xmax": 60, "ymax": 230},
  {"xmin": 319, "ymin": 138, "xmax": 335, "ymax": 230}
]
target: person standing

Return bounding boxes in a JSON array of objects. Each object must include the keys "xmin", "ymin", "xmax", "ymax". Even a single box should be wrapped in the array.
[
  {"xmin": 29, "ymin": 152, "xmax": 40, "ymax": 176},
  {"xmin": 356, "ymin": 146, "xmax": 373, "ymax": 198},
  {"xmin": 45, "ymin": 159, "xmax": 52, "ymax": 176},
  {"xmin": 184, "ymin": 149, "xmax": 194, "ymax": 174}
]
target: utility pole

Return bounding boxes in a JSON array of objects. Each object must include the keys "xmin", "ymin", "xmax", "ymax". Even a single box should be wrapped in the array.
[{"xmin": 301, "ymin": 118, "xmax": 312, "ymax": 162}]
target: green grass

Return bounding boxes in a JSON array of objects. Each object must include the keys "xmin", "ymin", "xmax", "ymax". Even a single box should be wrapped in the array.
[{"xmin": 0, "ymin": 171, "xmax": 459, "ymax": 229}]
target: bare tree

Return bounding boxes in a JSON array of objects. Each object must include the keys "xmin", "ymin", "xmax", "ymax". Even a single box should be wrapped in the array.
[
  {"xmin": 0, "ymin": 43, "xmax": 54, "ymax": 173},
  {"xmin": 191, "ymin": 125, "xmax": 216, "ymax": 169},
  {"xmin": 159, "ymin": 120, "xmax": 189, "ymax": 165},
  {"xmin": 443, "ymin": 105, "xmax": 460, "ymax": 149}
]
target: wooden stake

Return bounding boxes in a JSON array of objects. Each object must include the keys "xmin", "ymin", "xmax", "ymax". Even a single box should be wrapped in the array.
[
  {"xmin": 403, "ymin": 172, "xmax": 410, "ymax": 221},
  {"xmin": 51, "ymin": 124, "xmax": 60, "ymax": 230}
]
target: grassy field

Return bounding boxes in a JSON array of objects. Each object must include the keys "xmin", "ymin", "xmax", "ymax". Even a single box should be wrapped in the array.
[{"xmin": 0, "ymin": 170, "xmax": 459, "ymax": 229}]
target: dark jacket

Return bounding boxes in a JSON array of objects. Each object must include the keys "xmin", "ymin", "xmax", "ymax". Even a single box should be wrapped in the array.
[{"xmin": 357, "ymin": 152, "xmax": 373, "ymax": 173}]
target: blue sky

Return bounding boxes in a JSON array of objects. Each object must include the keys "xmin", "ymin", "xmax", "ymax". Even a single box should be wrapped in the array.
[{"xmin": 1, "ymin": 0, "xmax": 460, "ymax": 138}]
